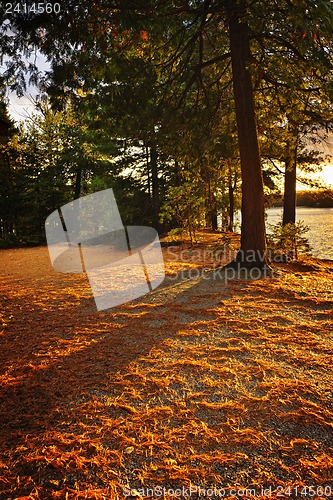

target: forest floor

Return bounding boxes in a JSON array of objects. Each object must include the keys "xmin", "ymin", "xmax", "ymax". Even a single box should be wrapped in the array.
[{"xmin": 0, "ymin": 230, "xmax": 332, "ymax": 500}]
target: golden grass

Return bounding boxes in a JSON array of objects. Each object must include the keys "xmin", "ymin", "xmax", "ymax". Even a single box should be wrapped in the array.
[{"xmin": 0, "ymin": 233, "xmax": 332, "ymax": 499}]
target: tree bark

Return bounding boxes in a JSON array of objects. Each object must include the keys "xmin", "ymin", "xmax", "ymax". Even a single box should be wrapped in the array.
[
  {"xmin": 146, "ymin": 146, "xmax": 151, "ymax": 199},
  {"xmin": 205, "ymin": 176, "xmax": 218, "ymax": 231},
  {"xmin": 227, "ymin": 2, "xmax": 268, "ymax": 268},
  {"xmin": 210, "ymin": 191, "xmax": 218, "ymax": 231},
  {"xmin": 282, "ymin": 158, "xmax": 297, "ymax": 225},
  {"xmin": 150, "ymin": 147, "xmax": 160, "ymax": 228},
  {"xmin": 228, "ymin": 168, "xmax": 238, "ymax": 232},
  {"xmin": 282, "ymin": 128, "xmax": 298, "ymax": 226},
  {"xmin": 228, "ymin": 182, "xmax": 234, "ymax": 232},
  {"xmin": 74, "ymin": 166, "xmax": 84, "ymax": 199}
]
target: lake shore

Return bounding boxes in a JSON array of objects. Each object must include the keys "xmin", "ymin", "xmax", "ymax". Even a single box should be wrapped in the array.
[{"xmin": 0, "ymin": 239, "xmax": 332, "ymax": 498}]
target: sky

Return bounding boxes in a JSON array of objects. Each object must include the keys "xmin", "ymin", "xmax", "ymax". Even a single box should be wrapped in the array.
[
  {"xmin": 309, "ymin": 134, "xmax": 333, "ymax": 189},
  {"xmin": 305, "ymin": 163, "xmax": 333, "ymax": 189},
  {"xmin": 7, "ymin": 88, "xmax": 40, "ymax": 121}
]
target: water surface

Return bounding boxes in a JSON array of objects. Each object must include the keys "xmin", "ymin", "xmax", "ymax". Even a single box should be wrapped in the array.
[{"xmin": 266, "ymin": 207, "xmax": 333, "ymax": 260}]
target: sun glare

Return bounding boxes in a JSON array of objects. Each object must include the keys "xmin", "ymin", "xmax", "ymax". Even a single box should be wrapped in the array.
[{"xmin": 321, "ymin": 164, "xmax": 333, "ymax": 187}]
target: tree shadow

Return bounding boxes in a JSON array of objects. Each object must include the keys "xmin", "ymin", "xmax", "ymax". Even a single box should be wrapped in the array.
[{"xmin": 1, "ymin": 265, "xmax": 332, "ymax": 496}]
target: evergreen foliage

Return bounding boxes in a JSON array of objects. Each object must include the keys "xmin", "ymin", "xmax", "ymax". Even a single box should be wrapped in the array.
[
  {"xmin": 1, "ymin": 1, "xmax": 333, "ymax": 255},
  {"xmin": 267, "ymin": 221, "xmax": 312, "ymax": 260}
]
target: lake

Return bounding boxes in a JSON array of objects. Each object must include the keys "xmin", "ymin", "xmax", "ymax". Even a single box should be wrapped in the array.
[
  {"xmin": 233, "ymin": 207, "xmax": 333, "ymax": 259},
  {"xmin": 266, "ymin": 207, "xmax": 333, "ymax": 260}
]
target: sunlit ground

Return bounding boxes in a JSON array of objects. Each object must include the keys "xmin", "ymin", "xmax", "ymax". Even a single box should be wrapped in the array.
[{"xmin": 0, "ymin": 234, "xmax": 332, "ymax": 499}]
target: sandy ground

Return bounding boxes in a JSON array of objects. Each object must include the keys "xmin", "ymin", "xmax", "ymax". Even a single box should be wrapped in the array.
[{"xmin": 0, "ymin": 239, "xmax": 332, "ymax": 499}]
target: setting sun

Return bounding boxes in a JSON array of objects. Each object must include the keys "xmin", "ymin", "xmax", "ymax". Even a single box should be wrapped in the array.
[{"xmin": 320, "ymin": 164, "xmax": 333, "ymax": 187}]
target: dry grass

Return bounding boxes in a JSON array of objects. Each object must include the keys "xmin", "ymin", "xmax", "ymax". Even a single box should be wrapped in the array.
[{"xmin": 0, "ymin": 233, "xmax": 332, "ymax": 499}]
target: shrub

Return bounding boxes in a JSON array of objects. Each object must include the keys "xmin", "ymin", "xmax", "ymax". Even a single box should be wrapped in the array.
[{"xmin": 267, "ymin": 221, "xmax": 312, "ymax": 260}]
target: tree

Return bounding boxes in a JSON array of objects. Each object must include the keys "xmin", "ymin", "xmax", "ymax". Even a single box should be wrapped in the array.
[
  {"xmin": 226, "ymin": 1, "xmax": 267, "ymax": 267},
  {"xmin": 258, "ymin": 84, "xmax": 333, "ymax": 225},
  {"xmin": 15, "ymin": 106, "xmax": 74, "ymax": 240},
  {"xmin": 3, "ymin": 0, "xmax": 333, "ymax": 268},
  {"xmin": 0, "ymin": 98, "xmax": 19, "ymax": 244},
  {"xmin": 1, "ymin": 102, "xmax": 118, "ymax": 243}
]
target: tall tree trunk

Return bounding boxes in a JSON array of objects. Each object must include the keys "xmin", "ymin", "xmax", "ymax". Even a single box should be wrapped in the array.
[
  {"xmin": 146, "ymin": 146, "xmax": 151, "ymax": 199},
  {"xmin": 150, "ymin": 147, "xmax": 160, "ymax": 228},
  {"xmin": 228, "ymin": 182, "xmax": 234, "ymax": 232},
  {"xmin": 228, "ymin": 168, "xmax": 238, "ymax": 232},
  {"xmin": 282, "ymin": 158, "xmax": 297, "ymax": 225},
  {"xmin": 282, "ymin": 128, "xmax": 298, "ymax": 226},
  {"xmin": 210, "ymin": 191, "xmax": 218, "ymax": 231},
  {"xmin": 5, "ymin": 150, "xmax": 15, "ymax": 238},
  {"xmin": 227, "ymin": 2, "xmax": 268, "ymax": 268},
  {"xmin": 205, "ymin": 176, "xmax": 218, "ymax": 231},
  {"xmin": 74, "ymin": 166, "xmax": 84, "ymax": 199},
  {"xmin": 36, "ymin": 171, "xmax": 43, "ymax": 236}
]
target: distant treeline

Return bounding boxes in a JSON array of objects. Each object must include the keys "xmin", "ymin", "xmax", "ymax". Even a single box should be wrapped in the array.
[{"xmin": 273, "ymin": 189, "xmax": 333, "ymax": 208}]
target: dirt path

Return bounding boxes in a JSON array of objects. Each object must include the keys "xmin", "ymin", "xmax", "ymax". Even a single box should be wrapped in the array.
[{"xmin": 0, "ymin": 245, "xmax": 332, "ymax": 499}]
